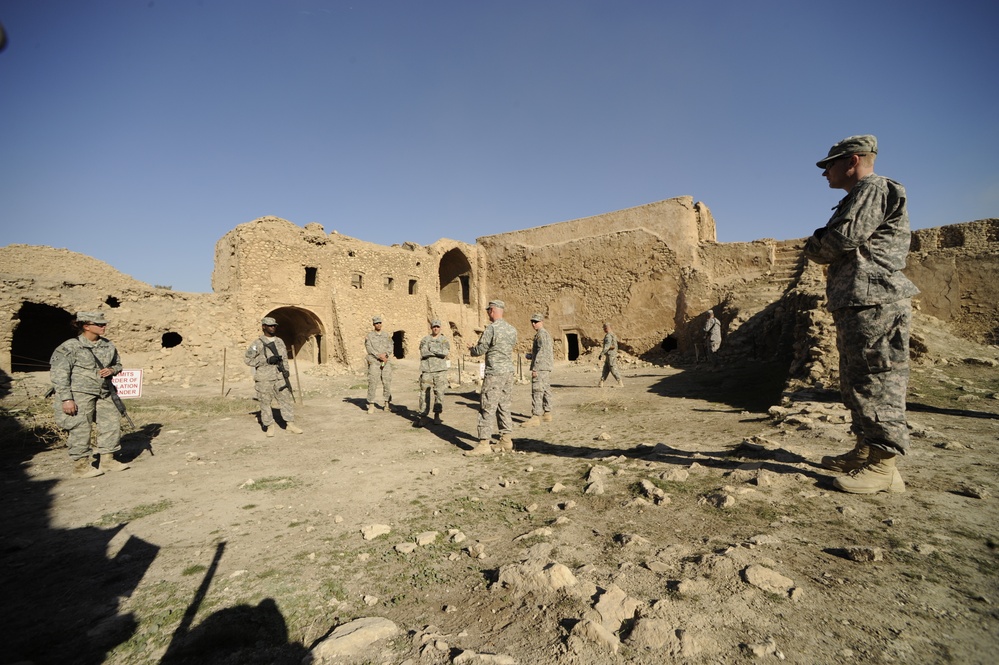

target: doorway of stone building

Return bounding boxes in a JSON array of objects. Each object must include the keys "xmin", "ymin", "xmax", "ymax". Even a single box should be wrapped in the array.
[
  {"xmin": 564, "ymin": 331, "xmax": 581, "ymax": 361},
  {"xmin": 392, "ymin": 330, "xmax": 406, "ymax": 359},
  {"xmin": 438, "ymin": 248, "xmax": 473, "ymax": 305},
  {"xmin": 263, "ymin": 306, "xmax": 327, "ymax": 365},
  {"xmin": 10, "ymin": 302, "xmax": 75, "ymax": 372}
]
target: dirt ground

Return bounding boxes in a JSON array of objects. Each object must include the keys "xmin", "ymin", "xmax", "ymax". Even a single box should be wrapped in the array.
[{"xmin": 1, "ymin": 336, "xmax": 998, "ymax": 664}]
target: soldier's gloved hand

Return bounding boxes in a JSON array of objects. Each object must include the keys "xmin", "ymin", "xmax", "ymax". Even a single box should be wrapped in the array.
[{"xmin": 267, "ymin": 356, "xmax": 282, "ymax": 365}]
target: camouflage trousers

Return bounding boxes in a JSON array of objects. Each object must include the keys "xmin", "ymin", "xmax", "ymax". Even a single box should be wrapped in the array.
[
  {"xmin": 531, "ymin": 370, "xmax": 553, "ymax": 416},
  {"xmin": 601, "ymin": 354, "xmax": 621, "ymax": 382},
  {"xmin": 367, "ymin": 360, "xmax": 393, "ymax": 405},
  {"xmin": 477, "ymin": 372, "xmax": 514, "ymax": 440},
  {"xmin": 419, "ymin": 370, "xmax": 447, "ymax": 416},
  {"xmin": 832, "ymin": 299, "xmax": 912, "ymax": 455},
  {"xmin": 256, "ymin": 378, "xmax": 295, "ymax": 427},
  {"xmin": 54, "ymin": 393, "xmax": 121, "ymax": 460}
]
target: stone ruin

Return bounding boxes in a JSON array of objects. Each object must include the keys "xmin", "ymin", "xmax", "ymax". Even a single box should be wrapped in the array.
[{"xmin": 1, "ymin": 196, "xmax": 997, "ymax": 398}]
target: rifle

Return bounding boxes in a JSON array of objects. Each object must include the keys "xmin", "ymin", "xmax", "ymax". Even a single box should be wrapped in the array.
[
  {"xmin": 263, "ymin": 339, "xmax": 294, "ymax": 397},
  {"xmin": 86, "ymin": 348, "xmax": 136, "ymax": 430}
]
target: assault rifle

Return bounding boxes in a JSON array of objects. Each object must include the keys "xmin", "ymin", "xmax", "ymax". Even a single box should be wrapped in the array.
[
  {"xmin": 263, "ymin": 340, "xmax": 294, "ymax": 397},
  {"xmin": 86, "ymin": 348, "xmax": 136, "ymax": 430}
]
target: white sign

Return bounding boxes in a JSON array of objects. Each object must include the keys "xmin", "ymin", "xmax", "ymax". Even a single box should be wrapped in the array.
[{"xmin": 112, "ymin": 369, "xmax": 143, "ymax": 398}]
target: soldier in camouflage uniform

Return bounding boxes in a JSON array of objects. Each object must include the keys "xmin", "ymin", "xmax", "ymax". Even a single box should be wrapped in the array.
[
  {"xmin": 50, "ymin": 311, "xmax": 130, "ymax": 478},
  {"xmin": 702, "ymin": 310, "xmax": 722, "ymax": 367},
  {"xmin": 598, "ymin": 322, "xmax": 624, "ymax": 387},
  {"xmin": 415, "ymin": 319, "xmax": 450, "ymax": 427},
  {"xmin": 521, "ymin": 313, "xmax": 553, "ymax": 427},
  {"xmin": 364, "ymin": 316, "xmax": 394, "ymax": 413},
  {"xmin": 466, "ymin": 300, "xmax": 518, "ymax": 455},
  {"xmin": 805, "ymin": 135, "xmax": 919, "ymax": 494},
  {"xmin": 245, "ymin": 317, "xmax": 302, "ymax": 436}
]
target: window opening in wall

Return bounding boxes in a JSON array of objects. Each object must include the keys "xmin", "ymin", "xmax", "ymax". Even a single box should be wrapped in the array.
[
  {"xmin": 348, "ymin": 250, "xmax": 356, "ymax": 257},
  {"xmin": 459, "ymin": 276, "xmax": 471, "ymax": 305},
  {"xmin": 565, "ymin": 333, "xmax": 580, "ymax": 361},
  {"xmin": 408, "ymin": 279, "xmax": 417, "ymax": 295},
  {"xmin": 105, "ymin": 296, "xmax": 120, "ymax": 308},
  {"xmin": 351, "ymin": 273, "xmax": 363, "ymax": 289},
  {"xmin": 392, "ymin": 330, "xmax": 405, "ymax": 359},
  {"xmin": 384, "ymin": 276, "xmax": 394, "ymax": 290},
  {"xmin": 162, "ymin": 332, "xmax": 183, "ymax": 348},
  {"xmin": 305, "ymin": 267, "xmax": 318, "ymax": 286},
  {"xmin": 661, "ymin": 334, "xmax": 678, "ymax": 352}
]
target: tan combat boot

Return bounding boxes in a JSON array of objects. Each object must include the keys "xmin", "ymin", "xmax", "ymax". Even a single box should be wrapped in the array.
[
  {"xmin": 265, "ymin": 425, "xmax": 275, "ymax": 437},
  {"xmin": 286, "ymin": 423, "xmax": 303, "ymax": 434},
  {"xmin": 615, "ymin": 379, "xmax": 624, "ymax": 388},
  {"xmin": 821, "ymin": 442, "xmax": 870, "ymax": 473},
  {"xmin": 542, "ymin": 412, "xmax": 552, "ymax": 422},
  {"xmin": 520, "ymin": 415, "xmax": 541, "ymax": 428},
  {"xmin": 367, "ymin": 404, "xmax": 374, "ymax": 415},
  {"xmin": 497, "ymin": 434, "xmax": 514, "ymax": 451},
  {"xmin": 73, "ymin": 457, "xmax": 103, "ymax": 479},
  {"xmin": 99, "ymin": 454, "xmax": 130, "ymax": 472},
  {"xmin": 834, "ymin": 448, "xmax": 905, "ymax": 494},
  {"xmin": 464, "ymin": 440, "xmax": 493, "ymax": 456},
  {"xmin": 598, "ymin": 379, "xmax": 605, "ymax": 388}
]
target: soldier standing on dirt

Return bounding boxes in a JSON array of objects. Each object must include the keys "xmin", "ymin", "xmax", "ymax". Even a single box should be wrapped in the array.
[
  {"xmin": 50, "ymin": 311, "xmax": 131, "ymax": 478},
  {"xmin": 805, "ymin": 134, "xmax": 919, "ymax": 494},
  {"xmin": 245, "ymin": 317, "xmax": 302, "ymax": 437},
  {"xmin": 703, "ymin": 310, "xmax": 722, "ymax": 367},
  {"xmin": 466, "ymin": 300, "xmax": 518, "ymax": 455},
  {"xmin": 521, "ymin": 313, "xmax": 553, "ymax": 427},
  {"xmin": 365, "ymin": 316, "xmax": 394, "ymax": 414},
  {"xmin": 415, "ymin": 319, "xmax": 450, "ymax": 427},
  {"xmin": 598, "ymin": 322, "xmax": 624, "ymax": 388}
]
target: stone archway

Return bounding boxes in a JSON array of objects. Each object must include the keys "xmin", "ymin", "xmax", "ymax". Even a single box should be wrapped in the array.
[
  {"xmin": 11, "ymin": 302, "xmax": 75, "ymax": 372},
  {"xmin": 264, "ymin": 307, "xmax": 327, "ymax": 365},
  {"xmin": 438, "ymin": 248, "xmax": 472, "ymax": 305}
]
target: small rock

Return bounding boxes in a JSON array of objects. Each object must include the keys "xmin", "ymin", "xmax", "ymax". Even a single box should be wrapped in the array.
[
  {"xmin": 361, "ymin": 524, "xmax": 391, "ymax": 540},
  {"xmin": 550, "ymin": 483, "xmax": 566, "ymax": 493},
  {"xmin": 395, "ymin": 542, "xmax": 418, "ymax": 554}
]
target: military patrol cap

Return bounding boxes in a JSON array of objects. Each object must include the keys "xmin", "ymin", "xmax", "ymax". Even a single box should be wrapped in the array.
[
  {"xmin": 372, "ymin": 316, "xmax": 382, "ymax": 324},
  {"xmin": 487, "ymin": 300, "xmax": 505, "ymax": 310},
  {"xmin": 530, "ymin": 313, "xmax": 544, "ymax": 322},
  {"xmin": 816, "ymin": 134, "xmax": 878, "ymax": 168},
  {"xmin": 77, "ymin": 311, "xmax": 108, "ymax": 324},
  {"xmin": 430, "ymin": 319, "xmax": 442, "ymax": 327},
  {"xmin": 261, "ymin": 316, "xmax": 278, "ymax": 326}
]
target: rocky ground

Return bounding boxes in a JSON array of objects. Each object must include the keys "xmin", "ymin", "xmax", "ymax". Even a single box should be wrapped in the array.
[{"xmin": 1, "ymin": 324, "xmax": 998, "ymax": 665}]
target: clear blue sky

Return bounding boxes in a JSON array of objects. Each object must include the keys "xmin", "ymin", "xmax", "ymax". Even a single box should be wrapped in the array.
[{"xmin": 2, "ymin": 1, "xmax": 996, "ymax": 293}]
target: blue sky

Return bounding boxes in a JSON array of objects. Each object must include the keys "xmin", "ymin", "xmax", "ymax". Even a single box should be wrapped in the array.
[{"xmin": 2, "ymin": 1, "xmax": 997, "ymax": 293}]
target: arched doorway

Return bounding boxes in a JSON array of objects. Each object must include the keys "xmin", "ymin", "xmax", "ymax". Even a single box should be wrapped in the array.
[
  {"xmin": 438, "ymin": 248, "xmax": 472, "ymax": 305},
  {"xmin": 11, "ymin": 302, "xmax": 75, "ymax": 372},
  {"xmin": 263, "ymin": 307, "xmax": 327, "ymax": 365}
]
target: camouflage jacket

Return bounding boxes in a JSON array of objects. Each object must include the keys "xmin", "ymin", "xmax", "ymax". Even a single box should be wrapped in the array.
[
  {"xmin": 703, "ymin": 317, "xmax": 721, "ymax": 344},
  {"xmin": 530, "ymin": 328, "xmax": 554, "ymax": 372},
  {"xmin": 470, "ymin": 319, "xmax": 518, "ymax": 375},
  {"xmin": 419, "ymin": 334, "xmax": 450, "ymax": 373},
  {"xmin": 804, "ymin": 174, "xmax": 919, "ymax": 311},
  {"xmin": 245, "ymin": 335, "xmax": 289, "ymax": 382},
  {"xmin": 365, "ymin": 330, "xmax": 393, "ymax": 364},
  {"xmin": 600, "ymin": 332, "xmax": 618, "ymax": 358},
  {"xmin": 50, "ymin": 335, "xmax": 122, "ymax": 401}
]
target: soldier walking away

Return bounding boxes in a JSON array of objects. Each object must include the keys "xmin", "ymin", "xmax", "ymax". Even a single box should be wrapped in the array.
[
  {"xmin": 49, "ymin": 311, "xmax": 131, "ymax": 478},
  {"xmin": 245, "ymin": 317, "xmax": 303, "ymax": 436},
  {"xmin": 805, "ymin": 134, "xmax": 919, "ymax": 494},
  {"xmin": 415, "ymin": 319, "xmax": 450, "ymax": 427},
  {"xmin": 598, "ymin": 322, "xmax": 624, "ymax": 388},
  {"xmin": 466, "ymin": 300, "xmax": 518, "ymax": 455},
  {"xmin": 702, "ymin": 310, "xmax": 722, "ymax": 367},
  {"xmin": 365, "ymin": 316, "xmax": 394, "ymax": 413},
  {"xmin": 521, "ymin": 313, "xmax": 553, "ymax": 427}
]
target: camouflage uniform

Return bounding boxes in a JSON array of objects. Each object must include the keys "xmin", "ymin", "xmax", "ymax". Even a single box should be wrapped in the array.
[
  {"xmin": 365, "ymin": 329, "xmax": 393, "ymax": 406},
  {"xmin": 703, "ymin": 313, "xmax": 722, "ymax": 365},
  {"xmin": 804, "ymin": 172, "xmax": 919, "ymax": 455},
  {"xmin": 418, "ymin": 331, "xmax": 450, "ymax": 418},
  {"xmin": 245, "ymin": 335, "xmax": 295, "ymax": 427},
  {"xmin": 600, "ymin": 331, "xmax": 621, "ymax": 383},
  {"xmin": 529, "ymin": 326, "xmax": 554, "ymax": 416},
  {"xmin": 50, "ymin": 334, "xmax": 124, "ymax": 460},
  {"xmin": 470, "ymin": 318, "xmax": 518, "ymax": 440}
]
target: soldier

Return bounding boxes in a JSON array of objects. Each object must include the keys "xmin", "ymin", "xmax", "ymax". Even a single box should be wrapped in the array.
[
  {"xmin": 598, "ymin": 322, "xmax": 624, "ymax": 388},
  {"xmin": 415, "ymin": 319, "xmax": 450, "ymax": 427},
  {"xmin": 521, "ymin": 313, "xmax": 553, "ymax": 427},
  {"xmin": 805, "ymin": 134, "xmax": 919, "ymax": 494},
  {"xmin": 703, "ymin": 309, "xmax": 722, "ymax": 367},
  {"xmin": 466, "ymin": 300, "xmax": 518, "ymax": 455},
  {"xmin": 50, "ymin": 311, "xmax": 131, "ymax": 478},
  {"xmin": 364, "ymin": 315, "xmax": 393, "ymax": 413},
  {"xmin": 245, "ymin": 317, "xmax": 302, "ymax": 436}
]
